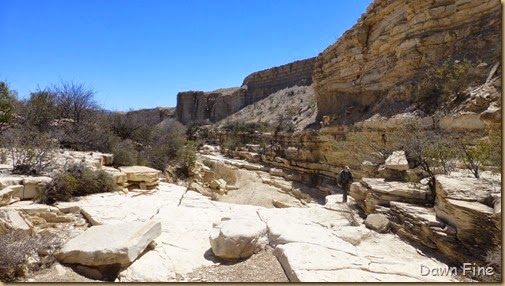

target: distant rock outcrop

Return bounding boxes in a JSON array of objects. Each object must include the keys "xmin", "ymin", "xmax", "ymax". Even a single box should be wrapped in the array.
[
  {"xmin": 125, "ymin": 107, "xmax": 175, "ymax": 126},
  {"xmin": 242, "ymin": 57, "xmax": 316, "ymax": 105},
  {"xmin": 176, "ymin": 58, "xmax": 316, "ymax": 124},
  {"xmin": 313, "ymin": 0, "xmax": 501, "ymax": 120},
  {"xmin": 176, "ymin": 87, "xmax": 247, "ymax": 124}
]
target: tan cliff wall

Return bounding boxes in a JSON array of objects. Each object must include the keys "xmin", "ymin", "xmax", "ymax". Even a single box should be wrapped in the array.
[
  {"xmin": 242, "ymin": 57, "xmax": 316, "ymax": 105},
  {"xmin": 126, "ymin": 107, "xmax": 175, "ymax": 125},
  {"xmin": 176, "ymin": 57, "xmax": 316, "ymax": 124},
  {"xmin": 313, "ymin": 0, "xmax": 501, "ymax": 120},
  {"xmin": 176, "ymin": 88, "xmax": 247, "ymax": 124}
]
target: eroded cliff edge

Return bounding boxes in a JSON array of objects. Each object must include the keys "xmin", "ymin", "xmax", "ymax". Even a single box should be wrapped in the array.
[
  {"xmin": 176, "ymin": 57, "xmax": 316, "ymax": 124},
  {"xmin": 313, "ymin": 0, "xmax": 501, "ymax": 122}
]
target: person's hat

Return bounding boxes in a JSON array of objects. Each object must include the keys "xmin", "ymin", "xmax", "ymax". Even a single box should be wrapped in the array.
[{"xmin": 345, "ymin": 166, "xmax": 350, "ymax": 170}]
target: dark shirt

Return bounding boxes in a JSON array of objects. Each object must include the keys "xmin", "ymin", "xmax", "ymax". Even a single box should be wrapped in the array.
[{"xmin": 338, "ymin": 170, "xmax": 353, "ymax": 186}]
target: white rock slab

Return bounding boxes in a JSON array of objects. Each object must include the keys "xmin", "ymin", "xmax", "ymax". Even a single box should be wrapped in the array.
[
  {"xmin": 56, "ymin": 220, "xmax": 161, "ymax": 267},
  {"xmin": 119, "ymin": 166, "xmax": 161, "ymax": 183},
  {"xmin": 117, "ymin": 247, "xmax": 176, "ymax": 282}
]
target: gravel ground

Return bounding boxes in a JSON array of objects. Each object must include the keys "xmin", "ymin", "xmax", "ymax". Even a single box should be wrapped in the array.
[{"xmin": 180, "ymin": 246, "xmax": 289, "ymax": 282}]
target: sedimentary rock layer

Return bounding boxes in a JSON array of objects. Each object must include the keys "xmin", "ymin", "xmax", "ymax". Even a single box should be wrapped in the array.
[
  {"xmin": 313, "ymin": 0, "xmax": 501, "ymax": 119},
  {"xmin": 242, "ymin": 57, "xmax": 316, "ymax": 105},
  {"xmin": 176, "ymin": 58, "xmax": 315, "ymax": 124},
  {"xmin": 176, "ymin": 88, "xmax": 247, "ymax": 124}
]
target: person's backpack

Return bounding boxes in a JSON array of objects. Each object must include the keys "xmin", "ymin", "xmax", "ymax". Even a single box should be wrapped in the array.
[{"xmin": 337, "ymin": 170, "xmax": 349, "ymax": 186}]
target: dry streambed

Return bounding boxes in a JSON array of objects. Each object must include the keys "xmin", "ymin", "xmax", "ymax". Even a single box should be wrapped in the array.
[{"xmin": 2, "ymin": 152, "xmax": 457, "ymax": 282}]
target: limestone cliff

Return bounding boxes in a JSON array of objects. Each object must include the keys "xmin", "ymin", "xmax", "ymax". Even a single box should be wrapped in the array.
[
  {"xmin": 176, "ymin": 57, "xmax": 316, "ymax": 124},
  {"xmin": 126, "ymin": 107, "xmax": 175, "ymax": 126},
  {"xmin": 176, "ymin": 87, "xmax": 247, "ymax": 124},
  {"xmin": 313, "ymin": 0, "xmax": 501, "ymax": 121},
  {"xmin": 242, "ymin": 57, "xmax": 316, "ymax": 105}
]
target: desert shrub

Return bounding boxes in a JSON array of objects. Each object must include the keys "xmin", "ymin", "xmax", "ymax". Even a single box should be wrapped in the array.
[
  {"xmin": 22, "ymin": 89, "xmax": 57, "ymax": 132},
  {"xmin": 109, "ymin": 138, "xmax": 140, "ymax": 168},
  {"xmin": 422, "ymin": 137, "xmax": 457, "ymax": 175},
  {"xmin": 174, "ymin": 141, "xmax": 196, "ymax": 178},
  {"xmin": 0, "ymin": 230, "xmax": 63, "ymax": 282},
  {"xmin": 39, "ymin": 172, "xmax": 78, "ymax": 203},
  {"xmin": 108, "ymin": 112, "xmax": 149, "ymax": 141},
  {"xmin": 457, "ymin": 135, "xmax": 499, "ymax": 179},
  {"xmin": 186, "ymin": 120, "xmax": 209, "ymax": 142},
  {"xmin": 221, "ymin": 137, "xmax": 242, "ymax": 151},
  {"xmin": 0, "ymin": 81, "xmax": 16, "ymax": 126},
  {"xmin": 142, "ymin": 119, "xmax": 187, "ymax": 170},
  {"xmin": 413, "ymin": 57, "xmax": 476, "ymax": 112},
  {"xmin": 0, "ymin": 127, "xmax": 57, "ymax": 175},
  {"xmin": 50, "ymin": 81, "xmax": 99, "ymax": 124},
  {"xmin": 273, "ymin": 114, "xmax": 295, "ymax": 134},
  {"xmin": 39, "ymin": 163, "xmax": 119, "ymax": 204},
  {"xmin": 286, "ymin": 105, "xmax": 299, "ymax": 116},
  {"xmin": 0, "ymin": 149, "xmax": 6, "ymax": 164},
  {"xmin": 343, "ymin": 130, "xmax": 400, "ymax": 166}
]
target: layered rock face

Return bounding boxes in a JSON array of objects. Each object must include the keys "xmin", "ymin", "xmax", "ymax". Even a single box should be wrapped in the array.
[
  {"xmin": 176, "ymin": 87, "xmax": 247, "ymax": 124},
  {"xmin": 176, "ymin": 58, "xmax": 315, "ymax": 124},
  {"xmin": 313, "ymin": 0, "xmax": 501, "ymax": 120},
  {"xmin": 242, "ymin": 57, "xmax": 316, "ymax": 105},
  {"xmin": 125, "ymin": 107, "xmax": 175, "ymax": 126}
]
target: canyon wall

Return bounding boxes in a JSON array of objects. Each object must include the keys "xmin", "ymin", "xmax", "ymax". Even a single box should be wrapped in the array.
[
  {"xmin": 126, "ymin": 107, "xmax": 175, "ymax": 126},
  {"xmin": 176, "ymin": 88, "xmax": 247, "ymax": 124},
  {"xmin": 242, "ymin": 57, "xmax": 316, "ymax": 105},
  {"xmin": 313, "ymin": 0, "xmax": 501, "ymax": 120},
  {"xmin": 176, "ymin": 58, "xmax": 316, "ymax": 124}
]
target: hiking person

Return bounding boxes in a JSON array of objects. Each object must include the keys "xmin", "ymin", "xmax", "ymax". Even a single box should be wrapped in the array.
[{"xmin": 337, "ymin": 166, "xmax": 354, "ymax": 203}]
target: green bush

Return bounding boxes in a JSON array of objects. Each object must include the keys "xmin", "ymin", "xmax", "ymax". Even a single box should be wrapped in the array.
[
  {"xmin": 110, "ymin": 139, "xmax": 140, "ymax": 168},
  {"xmin": 413, "ymin": 57, "xmax": 476, "ymax": 112},
  {"xmin": 0, "ymin": 81, "xmax": 17, "ymax": 126},
  {"xmin": 22, "ymin": 90, "xmax": 57, "ymax": 132},
  {"xmin": 39, "ymin": 164, "xmax": 119, "ymax": 204},
  {"xmin": 175, "ymin": 141, "xmax": 196, "ymax": 178}
]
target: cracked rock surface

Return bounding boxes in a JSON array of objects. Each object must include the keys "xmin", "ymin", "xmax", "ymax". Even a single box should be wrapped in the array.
[{"xmin": 29, "ymin": 181, "xmax": 455, "ymax": 282}]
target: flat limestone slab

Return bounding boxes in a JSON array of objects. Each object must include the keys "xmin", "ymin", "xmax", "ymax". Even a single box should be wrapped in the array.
[
  {"xmin": 56, "ymin": 220, "xmax": 161, "ymax": 267},
  {"xmin": 119, "ymin": 166, "xmax": 161, "ymax": 183}
]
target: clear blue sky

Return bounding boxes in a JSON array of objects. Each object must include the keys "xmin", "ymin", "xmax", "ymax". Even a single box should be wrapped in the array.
[{"xmin": 0, "ymin": 0, "xmax": 373, "ymax": 111}]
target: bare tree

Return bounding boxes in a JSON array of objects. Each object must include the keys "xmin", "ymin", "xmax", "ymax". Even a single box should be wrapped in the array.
[{"xmin": 50, "ymin": 81, "xmax": 99, "ymax": 123}]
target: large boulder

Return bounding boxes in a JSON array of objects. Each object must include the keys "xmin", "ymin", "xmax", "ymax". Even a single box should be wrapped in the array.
[
  {"xmin": 364, "ymin": 214, "xmax": 390, "ymax": 233},
  {"xmin": 118, "ymin": 166, "xmax": 161, "ymax": 183},
  {"xmin": 384, "ymin": 151, "xmax": 409, "ymax": 171},
  {"xmin": 209, "ymin": 217, "xmax": 268, "ymax": 260},
  {"xmin": 203, "ymin": 171, "xmax": 216, "ymax": 183},
  {"xmin": 209, "ymin": 179, "xmax": 227, "ymax": 190},
  {"xmin": 0, "ymin": 209, "xmax": 32, "ymax": 236},
  {"xmin": 434, "ymin": 173, "xmax": 501, "ymax": 264},
  {"xmin": 101, "ymin": 167, "xmax": 127, "ymax": 185},
  {"xmin": 55, "ymin": 220, "xmax": 161, "ymax": 267},
  {"xmin": 22, "ymin": 177, "xmax": 52, "ymax": 199},
  {"xmin": 350, "ymin": 178, "xmax": 432, "ymax": 214},
  {"xmin": 0, "ymin": 185, "xmax": 23, "ymax": 206},
  {"xmin": 0, "ymin": 176, "xmax": 23, "ymax": 189}
]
